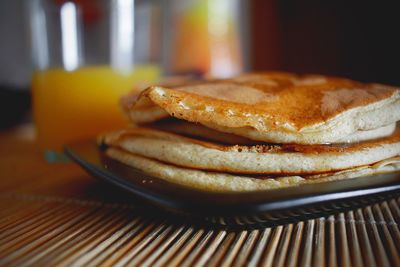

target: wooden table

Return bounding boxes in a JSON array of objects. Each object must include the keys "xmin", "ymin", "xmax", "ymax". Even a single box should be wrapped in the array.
[{"xmin": 1, "ymin": 125, "xmax": 400, "ymax": 266}]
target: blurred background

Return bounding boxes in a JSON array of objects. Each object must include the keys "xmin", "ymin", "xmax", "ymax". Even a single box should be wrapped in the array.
[{"xmin": 0, "ymin": 0, "xmax": 399, "ymax": 130}]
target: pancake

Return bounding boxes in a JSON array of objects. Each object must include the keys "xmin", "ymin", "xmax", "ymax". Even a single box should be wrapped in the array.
[
  {"xmin": 102, "ymin": 127, "xmax": 400, "ymax": 175},
  {"xmin": 145, "ymin": 118, "xmax": 397, "ymax": 145},
  {"xmin": 105, "ymin": 147, "xmax": 400, "ymax": 192},
  {"xmin": 125, "ymin": 72, "xmax": 400, "ymax": 144}
]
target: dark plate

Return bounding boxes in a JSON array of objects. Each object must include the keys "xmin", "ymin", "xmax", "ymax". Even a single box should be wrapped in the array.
[{"xmin": 65, "ymin": 140, "xmax": 400, "ymax": 228}]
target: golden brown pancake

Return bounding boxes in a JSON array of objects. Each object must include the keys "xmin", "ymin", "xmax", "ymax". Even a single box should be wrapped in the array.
[{"xmin": 125, "ymin": 72, "xmax": 400, "ymax": 144}]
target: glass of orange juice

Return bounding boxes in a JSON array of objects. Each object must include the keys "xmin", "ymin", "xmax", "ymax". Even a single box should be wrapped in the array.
[{"xmin": 28, "ymin": 0, "xmax": 161, "ymax": 155}]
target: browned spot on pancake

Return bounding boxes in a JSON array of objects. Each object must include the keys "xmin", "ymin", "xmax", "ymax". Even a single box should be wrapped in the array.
[{"xmin": 225, "ymin": 127, "xmax": 400, "ymax": 154}]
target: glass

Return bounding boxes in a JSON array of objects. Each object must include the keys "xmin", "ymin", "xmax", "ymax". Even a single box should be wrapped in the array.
[
  {"xmin": 27, "ymin": 0, "xmax": 162, "ymax": 152},
  {"xmin": 163, "ymin": 0, "xmax": 249, "ymax": 78}
]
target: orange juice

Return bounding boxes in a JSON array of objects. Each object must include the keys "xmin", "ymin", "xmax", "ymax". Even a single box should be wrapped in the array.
[{"xmin": 32, "ymin": 65, "xmax": 160, "ymax": 151}]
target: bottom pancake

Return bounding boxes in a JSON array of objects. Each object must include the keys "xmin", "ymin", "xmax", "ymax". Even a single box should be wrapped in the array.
[{"xmin": 106, "ymin": 148, "xmax": 400, "ymax": 192}]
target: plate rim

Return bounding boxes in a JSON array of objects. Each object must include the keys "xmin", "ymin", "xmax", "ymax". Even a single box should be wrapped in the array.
[{"xmin": 64, "ymin": 139, "xmax": 400, "ymax": 216}]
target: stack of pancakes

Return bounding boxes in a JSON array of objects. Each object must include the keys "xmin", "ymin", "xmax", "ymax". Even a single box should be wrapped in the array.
[{"xmin": 102, "ymin": 72, "xmax": 400, "ymax": 192}]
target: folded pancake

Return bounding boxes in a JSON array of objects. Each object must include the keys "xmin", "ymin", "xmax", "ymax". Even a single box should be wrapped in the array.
[
  {"xmin": 124, "ymin": 72, "xmax": 400, "ymax": 144},
  {"xmin": 102, "ymin": 126, "xmax": 400, "ymax": 175},
  {"xmin": 106, "ymin": 147, "xmax": 400, "ymax": 192}
]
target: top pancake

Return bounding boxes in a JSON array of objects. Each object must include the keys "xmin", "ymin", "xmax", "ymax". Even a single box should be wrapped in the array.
[{"xmin": 124, "ymin": 72, "xmax": 400, "ymax": 144}]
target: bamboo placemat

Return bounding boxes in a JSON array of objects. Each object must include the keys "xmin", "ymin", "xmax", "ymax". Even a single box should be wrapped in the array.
[
  {"xmin": 1, "ymin": 192, "xmax": 400, "ymax": 266},
  {"xmin": 1, "ymin": 125, "xmax": 400, "ymax": 266}
]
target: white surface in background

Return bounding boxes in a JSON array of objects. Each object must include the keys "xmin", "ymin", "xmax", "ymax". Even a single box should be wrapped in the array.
[
  {"xmin": 0, "ymin": 0, "xmax": 31, "ymax": 89},
  {"xmin": 29, "ymin": 0, "xmax": 49, "ymax": 71},
  {"xmin": 61, "ymin": 2, "xmax": 81, "ymax": 71},
  {"xmin": 111, "ymin": 0, "xmax": 135, "ymax": 72}
]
